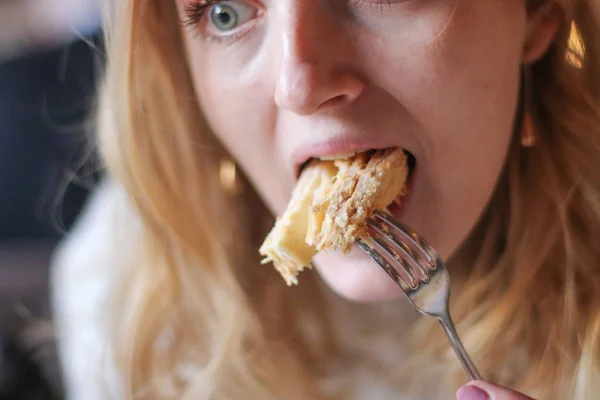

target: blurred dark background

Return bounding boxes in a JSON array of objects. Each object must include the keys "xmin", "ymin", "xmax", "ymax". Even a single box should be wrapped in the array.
[{"xmin": 0, "ymin": 2, "xmax": 103, "ymax": 397}]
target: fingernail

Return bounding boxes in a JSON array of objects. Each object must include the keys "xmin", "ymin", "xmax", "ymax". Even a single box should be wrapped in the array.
[{"xmin": 456, "ymin": 385, "xmax": 490, "ymax": 400}]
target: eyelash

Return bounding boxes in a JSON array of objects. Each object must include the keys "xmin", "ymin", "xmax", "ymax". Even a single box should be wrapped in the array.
[
  {"xmin": 352, "ymin": 0, "xmax": 396, "ymax": 13},
  {"xmin": 183, "ymin": 1, "xmax": 213, "ymax": 30}
]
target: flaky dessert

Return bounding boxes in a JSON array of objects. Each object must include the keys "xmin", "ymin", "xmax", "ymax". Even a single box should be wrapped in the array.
[{"xmin": 259, "ymin": 148, "xmax": 409, "ymax": 285}]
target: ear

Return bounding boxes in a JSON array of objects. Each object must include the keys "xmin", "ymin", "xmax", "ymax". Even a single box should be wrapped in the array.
[{"xmin": 522, "ymin": 1, "xmax": 563, "ymax": 64}]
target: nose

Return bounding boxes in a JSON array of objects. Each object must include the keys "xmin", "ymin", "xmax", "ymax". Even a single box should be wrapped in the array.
[{"xmin": 273, "ymin": 4, "xmax": 365, "ymax": 116}]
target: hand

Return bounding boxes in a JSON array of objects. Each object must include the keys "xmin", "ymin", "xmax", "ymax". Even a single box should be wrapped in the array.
[{"xmin": 457, "ymin": 381, "xmax": 535, "ymax": 400}]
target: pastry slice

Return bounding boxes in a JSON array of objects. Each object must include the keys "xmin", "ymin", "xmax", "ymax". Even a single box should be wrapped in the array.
[
  {"xmin": 311, "ymin": 148, "xmax": 408, "ymax": 253},
  {"xmin": 260, "ymin": 148, "xmax": 409, "ymax": 285},
  {"xmin": 259, "ymin": 160, "xmax": 337, "ymax": 285}
]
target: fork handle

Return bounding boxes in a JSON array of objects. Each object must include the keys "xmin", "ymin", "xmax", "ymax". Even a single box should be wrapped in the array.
[{"xmin": 438, "ymin": 314, "xmax": 483, "ymax": 381}]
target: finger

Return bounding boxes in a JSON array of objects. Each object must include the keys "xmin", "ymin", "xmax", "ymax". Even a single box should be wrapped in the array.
[{"xmin": 457, "ymin": 381, "xmax": 535, "ymax": 400}]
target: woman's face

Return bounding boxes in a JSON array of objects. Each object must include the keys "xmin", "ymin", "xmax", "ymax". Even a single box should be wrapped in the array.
[{"xmin": 176, "ymin": 0, "xmax": 555, "ymax": 301}]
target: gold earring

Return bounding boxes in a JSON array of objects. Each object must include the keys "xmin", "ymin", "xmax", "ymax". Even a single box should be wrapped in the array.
[
  {"xmin": 521, "ymin": 66, "xmax": 537, "ymax": 148},
  {"xmin": 220, "ymin": 159, "xmax": 242, "ymax": 194},
  {"xmin": 521, "ymin": 113, "xmax": 537, "ymax": 147}
]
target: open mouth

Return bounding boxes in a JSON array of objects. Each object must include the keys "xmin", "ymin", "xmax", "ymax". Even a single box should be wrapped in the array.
[
  {"xmin": 297, "ymin": 147, "xmax": 417, "ymax": 214},
  {"xmin": 298, "ymin": 147, "xmax": 416, "ymax": 182},
  {"xmin": 262, "ymin": 147, "xmax": 417, "ymax": 285}
]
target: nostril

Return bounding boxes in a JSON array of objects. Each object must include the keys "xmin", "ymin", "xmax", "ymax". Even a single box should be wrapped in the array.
[{"xmin": 317, "ymin": 94, "xmax": 350, "ymax": 111}]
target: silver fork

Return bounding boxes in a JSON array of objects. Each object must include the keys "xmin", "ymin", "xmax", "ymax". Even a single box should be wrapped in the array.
[{"xmin": 356, "ymin": 210, "xmax": 482, "ymax": 381}]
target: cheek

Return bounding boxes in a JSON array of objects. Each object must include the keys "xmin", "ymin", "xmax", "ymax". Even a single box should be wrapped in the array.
[
  {"xmin": 360, "ymin": 3, "xmax": 524, "ymax": 147},
  {"xmin": 184, "ymin": 40, "xmax": 294, "ymax": 212},
  {"xmin": 356, "ymin": 4, "xmax": 524, "ymax": 255}
]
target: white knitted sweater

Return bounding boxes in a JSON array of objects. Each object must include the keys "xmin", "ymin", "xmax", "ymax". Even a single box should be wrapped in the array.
[{"xmin": 51, "ymin": 180, "xmax": 446, "ymax": 400}]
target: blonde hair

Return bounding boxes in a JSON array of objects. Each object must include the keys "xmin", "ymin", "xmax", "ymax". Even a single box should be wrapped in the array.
[{"xmin": 96, "ymin": 0, "xmax": 600, "ymax": 398}]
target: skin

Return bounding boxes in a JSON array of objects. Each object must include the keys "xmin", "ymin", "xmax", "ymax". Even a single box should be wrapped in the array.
[
  {"xmin": 176, "ymin": 0, "xmax": 559, "ymax": 302},
  {"xmin": 457, "ymin": 381, "xmax": 535, "ymax": 400},
  {"xmin": 175, "ymin": 0, "xmax": 561, "ymax": 396}
]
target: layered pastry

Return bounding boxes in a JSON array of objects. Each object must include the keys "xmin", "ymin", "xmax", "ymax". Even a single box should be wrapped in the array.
[{"xmin": 259, "ymin": 148, "xmax": 409, "ymax": 285}]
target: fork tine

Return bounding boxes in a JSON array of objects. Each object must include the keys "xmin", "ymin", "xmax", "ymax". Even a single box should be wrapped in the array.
[
  {"xmin": 386, "ymin": 211, "xmax": 439, "ymax": 265},
  {"xmin": 365, "ymin": 219, "xmax": 428, "ymax": 283},
  {"xmin": 372, "ymin": 211, "xmax": 436, "ymax": 270},
  {"xmin": 356, "ymin": 239, "xmax": 413, "ymax": 291},
  {"xmin": 369, "ymin": 235, "xmax": 420, "ymax": 289},
  {"xmin": 367, "ymin": 215, "xmax": 432, "ymax": 277}
]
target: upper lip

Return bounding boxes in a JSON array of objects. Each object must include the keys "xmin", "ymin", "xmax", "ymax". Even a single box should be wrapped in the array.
[{"xmin": 292, "ymin": 138, "xmax": 401, "ymax": 179}]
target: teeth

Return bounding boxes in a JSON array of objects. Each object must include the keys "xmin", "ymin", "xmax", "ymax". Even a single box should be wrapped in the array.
[
  {"xmin": 318, "ymin": 150, "xmax": 357, "ymax": 160},
  {"xmin": 315, "ymin": 148, "xmax": 379, "ymax": 161}
]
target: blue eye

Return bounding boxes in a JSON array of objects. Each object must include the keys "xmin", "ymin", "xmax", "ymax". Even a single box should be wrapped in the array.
[{"xmin": 208, "ymin": 1, "xmax": 257, "ymax": 32}]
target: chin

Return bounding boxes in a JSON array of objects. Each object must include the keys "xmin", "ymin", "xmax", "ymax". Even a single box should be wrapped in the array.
[{"xmin": 313, "ymin": 245, "xmax": 405, "ymax": 302}]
